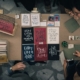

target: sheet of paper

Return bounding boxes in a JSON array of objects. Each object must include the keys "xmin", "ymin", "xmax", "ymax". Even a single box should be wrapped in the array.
[
  {"xmin": 47, "ymin": 27, "xmax": 59, "ymax": 44},
  {"xmin": 68, "ymin": 44, "xmax": 74, "ymax": 49},
  {"xmin": 40, "ymin": 22, "xmax": 46, "ymax": 26},
  {"xmin": 31, "ymin": 13, "xmax": 40, "ymax": 26},
  {"xmin": 21, "ymin": 14, "xmax": 30, "ymax": 26},
  {"xmin": 54, "ymin": 14, "xmax": 60, "ymax": 27},
  {"xmin": 59, "ymin": 51, "xmax": 65, "ymax": 65}
]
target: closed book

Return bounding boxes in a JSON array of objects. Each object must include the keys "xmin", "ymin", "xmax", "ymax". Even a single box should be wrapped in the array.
[{"xmin": 0, "ymin": 52, "xmax": 8, "ymax": 63}]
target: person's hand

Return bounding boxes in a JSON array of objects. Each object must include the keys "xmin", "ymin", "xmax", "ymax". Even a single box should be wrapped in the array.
[
  {"xmin": 63, "ymin": 60, "xmax": 67, "ymax": 69},
  {"xmin": 74, "ymin": 51, "xmax": 80, "ymax": 57},
  {"xmin": 68, "ymin": 11, "xmax": 74, "ymax": 17},
  {"xmin": 11, "ymin": 62, "xmax": 26, "ymax": 71},
  {"xmin": 73, "ymin": 15, "xmax": 79, "ymax": 20}
]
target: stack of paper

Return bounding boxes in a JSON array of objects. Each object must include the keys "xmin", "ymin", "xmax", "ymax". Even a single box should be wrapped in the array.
[{"xmin": 0, "ymin": 40, "xmax": 8, "ymax": 63}]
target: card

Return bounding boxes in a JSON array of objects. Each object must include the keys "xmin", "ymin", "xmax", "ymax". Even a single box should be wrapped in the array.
[
  {"xmin": 22, "ymin": 27, "xmax": 34, "ymax": 44},
  {"xmin": 34, "ymin": 27, "xmax": 46, "ymax": 44},
  {"xmin": 63, "ymin": 48, "xmax": 76, "ymax": 60},
  {"xmin": 22, "ymin": 44, "xmax": 34, "ymax": 61},
  {"xmin": 15, "ymin": 14, "xmax": 20, "ymax": 19},
  {"xmin": 54, "ymin": 14, "xmax": 60, "ymax": 26},
  {"xmin": 74, "ymin": 36, "xmax": 80, "ymax": 40},
  {"xmin": 65, "ymin": 18, "xmax": 80, "ymax": 33},
  {"xmin": 59, "ymin": 51, "xmax": 65, "ymax": 65},
  {"xmin": 31, "ymin": 13, "xmax": 40, "ymax": 26},
  {"xmin": 40, "ymin": 22, "xmax": 46, "ymax": 26},
  {"xmin": 69, "ymin": 36, "xmax": 74, "ymax": 40},
  {"xmin": 35, "ymin": 44, "xmax": 48, "ymax": 61},
  {"xmin": 48, "ymin": 16, "xmax": 54, "ymax": 21},
  {"xmin": 47, "ymin": 27, "xmax": 59, "ymax": 44},
  {"xmin": 47, "ymin": 21, "xmax": 54, "ymax": 27},
  {"xmin": 48, "ymin": 44, "xmax": 59, "ymax": 60},
  {"xmin": 21, "ymin": 14, "xmax": 30, "ymax": 26},
  {"xmin": 54, "ymin": 14, "xmax": 60, "ymax": 21},
  {"xmin": 74, "ymin": 44, "xmax": 80, "ymax": 51},
  {"xmin": 68, "ymin": 44, "xmax": 74, "ymax": 49}
]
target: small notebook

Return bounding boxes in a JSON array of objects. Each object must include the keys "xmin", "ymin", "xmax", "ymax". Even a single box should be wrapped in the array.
[
  {"xmin": 65, "ymin": 18, "xmax": 80, "ymax": 33},
  {"xmin": 63, "ymin": 48, "xmax": 76, "ymax": 60}
]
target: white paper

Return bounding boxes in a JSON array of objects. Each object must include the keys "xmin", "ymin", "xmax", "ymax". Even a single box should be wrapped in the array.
[
  {"xmin": 68, "ymin": 44, "xmax": 74, "ymax": 49},
  {"xmin": 15, "ymin": 15, "xmax": 20, "ymax": 19},
  {"xmin": 55, "ymin": 21, "xmax": 60, "ymax": 27},
  {"xmin": 31, "ymin": 13, "xmax": 40, "ymax": 26},
  {"xmin": 69, "ymin": 36, "xmax": 74, "ymax": 40},
  {"xmin": 21, "ymin": 14, "xmax": 30, "ymax": 26},
  {"xmin": 40, "ymin": 22, "xmax": 46, "ymax": 26},
  {"xmin": 59, "ymin": 51, "xmax": 65, "ymax": 65},
  {"xmin": 47, "ymin": 27, "xmax": 59, "ymax": 44}
]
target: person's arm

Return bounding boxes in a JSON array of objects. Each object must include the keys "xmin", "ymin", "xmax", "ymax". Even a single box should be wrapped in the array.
[
  {"xmin": 63, "ymin": 60, "xmax": 67, "ymax": 79},
  {"xmin": 74, "ymin": 51, "xmax": 80, "ymax": 57}
]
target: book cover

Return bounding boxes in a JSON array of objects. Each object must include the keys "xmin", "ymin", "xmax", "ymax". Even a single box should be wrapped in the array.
[
  {"xmin": 22, "ymin": 44, "xmax": 34, "ymax": 61},
  {"xmin": 0, "ymin": 19, "xmax": 14, "ymax": 34},
  {"xmin": 47, "ymin": 27, "xmax": 59, "ymax": 44},
  {"xmin": 35, "ymin": 44, "xmax": 48, "ymax": 61},
  {"xmin": 22, "ymin": 27, "xmax": 34, "ymax": 44},
  {"xmin": 48, "ymin": 44, "xmax": 59, "ymax": 60},
  {"xmin": 0, "ymin": 52, "xmax": 8, "ymax": 63},
  {"xmin": 34, "ymin": 27, "xmax": 46, "ymax": 44}
]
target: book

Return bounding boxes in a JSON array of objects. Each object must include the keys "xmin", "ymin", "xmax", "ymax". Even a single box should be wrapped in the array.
[
  {"xmin": 65, "ymin": 18, "xmax": 80, "ymax": 33},
  {"xmin": 34, "ymin": 27, "xmax": 46, "ymax": 44},
  {"xmin": 22, "ymin": 27, "xmax": 34, "ymax": 44},
  {"xmin": 0, "ymin": 19, "xmax": 14, "ymax": 34},
  {"xmin": 35, "ymin": 44, "xmax": 48, "ymax": 61},
  {"xmin": 0, "ymin": 52, "xmax": 8, "ymax": 63},
  {"xmin": 22, "ymin": 44, "xmax": 34, "ymax": 61},
  {"xmin": 0, "ymin": 39, "xmax": 8, "ymax": 63},
  {"xmin": 48, "ymin": 44, "xmax": 59, "ymax": 60},
  {"xmin": 47, "ymin": 27, "xmax": 59, "ymax": 44}
]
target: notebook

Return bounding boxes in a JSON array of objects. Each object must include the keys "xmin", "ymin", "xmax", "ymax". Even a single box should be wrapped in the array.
[{"xmin": 65, "ymin": 18, "xmax": 80, "ymax": 33}]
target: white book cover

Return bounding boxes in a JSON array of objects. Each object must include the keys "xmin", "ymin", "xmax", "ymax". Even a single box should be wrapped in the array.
[
  {"xmin": 0, "ymin": 45, "xmax": 7, "ymax": 51},
  {"xmin": 0, "ymin": 40, "xmax": 7, "ymax": 44},
  {"xmin": 31, "ymin": 13, "xmax": 40, "ymax": 26},
  {"xmin": 21, "ymin": 14, "xmax": 30, "ymax": 26},
  {"xmin": 59, "ymin": 51, "xmax": 65, "ymax": 65},
  {"xmin": 47, "ymin": 27, "xmax": 59, "ymax": 44}
]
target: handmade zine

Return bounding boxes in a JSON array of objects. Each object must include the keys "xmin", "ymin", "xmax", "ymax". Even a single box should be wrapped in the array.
[
  {"xmin": 48, "ymin": 44, "xmax": 59, "ymax": 60},
  {"xmin": 35, "ymin": 44, "xmax": 48, "ymax": 61},
  {"xmin": 47, "ymin": 27, "xmax": 59, "ymax": 44},
  {"xmin": 34, "ymin": 27, "xmax": 47, "ymax": 44},
  {"xmin": 22, "ymin": 44, "xmax": 34, "ymax": 61},
  {"xmin": 22, "ymin": 27, "xmax": 34, "ymax": 44}
]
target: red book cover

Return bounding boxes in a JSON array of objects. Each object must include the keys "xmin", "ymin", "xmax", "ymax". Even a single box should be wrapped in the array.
[
  {"xmin": 34, "ymin": 27, "xmax": 46, "ymax": 44},
  {"xmin": 0, "ymin": 19, "xmax": 14, "ymax": 34},
  {"xmin": 35, "ymin": 44, "xmax": 48, "ymax": 61}
]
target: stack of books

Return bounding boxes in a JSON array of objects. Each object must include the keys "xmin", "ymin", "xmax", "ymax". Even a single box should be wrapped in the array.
[
  {"xmin": 0, "ymin": 14, "xmax": 17, "ymax": 36},
  {"xmin": 0, "ymin": 40, "xmax": 8, "ymax": 63}
]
